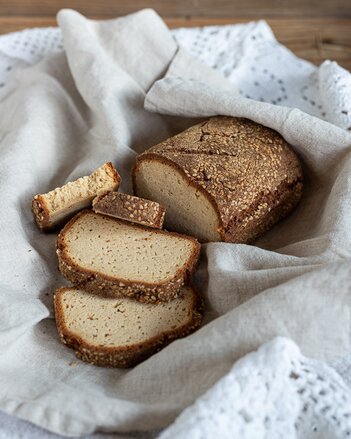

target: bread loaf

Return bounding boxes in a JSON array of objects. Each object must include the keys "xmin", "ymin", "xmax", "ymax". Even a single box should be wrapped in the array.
[
  {"xmin": 56, "ymin": 210, "xmax": 200, "ymax": 303},
  {"xmin": 93, "ymin": 191, "xmax": 165, "ymax": 229},
  {"xmin": 32, "ymin": 162, "xmax": 121, "ymax": 231},
  {"xmin": 54, "ymin": 285, "xmax": 202, "ymax": 367},
  {"xmin": 133, "ymin": 117, "xmax": 303, "ymax": 243}
]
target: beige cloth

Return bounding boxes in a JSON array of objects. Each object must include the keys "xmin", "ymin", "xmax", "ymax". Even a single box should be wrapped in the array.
[{"xmin": 0, "ymin": 8, "xmax": 351, "ymax": 437}]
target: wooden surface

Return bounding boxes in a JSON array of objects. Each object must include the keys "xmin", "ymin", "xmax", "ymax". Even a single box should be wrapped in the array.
[
  {"xmin": 0, "ymin": 1, "xmax": 350, "ymax": 71},
  {"xmin": 0, "ymin": 0, "xmax": 350, "ymax": 18}
]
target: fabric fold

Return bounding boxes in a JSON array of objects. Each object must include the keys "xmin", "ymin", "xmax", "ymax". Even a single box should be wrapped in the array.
[{"xmin": 0, "ymin": 7, "xmax": 351, "ymax": 437}]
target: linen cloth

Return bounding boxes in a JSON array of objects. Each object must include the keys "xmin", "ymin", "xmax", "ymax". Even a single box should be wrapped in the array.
[{"xmin": 1, "ymin": 8, "xmax": 351, "ymax": 438}]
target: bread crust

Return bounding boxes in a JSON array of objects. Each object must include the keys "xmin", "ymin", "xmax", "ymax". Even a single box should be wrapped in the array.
[
  {"xmin": 54, "ymin": 285, "xmax": 203, "ymax": 368},
  {"xmin": 133, "ymin": 117, "xmax": 303, "ymax": 243},
  {"xmin": 92, "ymin": 191, "xmax": 166, "ymax": 229},
  {"xmin": 56, "ymin": 210, "xmax": 201, "ymax": 303},
  {"xmin": 103, "ymin": 162, "xmax": 122, "ymax": 185},
  {"xmin": 32, "ymin": 194, "xmax": 52, "ymax": 230}
]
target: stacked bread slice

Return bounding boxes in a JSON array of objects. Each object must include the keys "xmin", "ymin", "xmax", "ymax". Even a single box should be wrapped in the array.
[
  {"xmin": 32, "ymin": 162, "xmax": 202, "ymax": 368},
  {"xmin": 55, "ymin": 286, "xmax": 202, "ymax": 368},
  {"xmin": 57, "ymin": 210, "xmax": 200, "ymax": 303}
]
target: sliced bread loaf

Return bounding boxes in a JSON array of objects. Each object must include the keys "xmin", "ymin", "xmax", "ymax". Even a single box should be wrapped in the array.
[
  {"xmin": 133, "ymin": 117, "xmax": 303, "ymax": 243},
  {"xmin": 56, "ymin": 210, "xmax": 200, "ymax": 303},
  {"xmin": 54, "ymin": 285, "xmax": 202, "ymax": 367},
  {"xmin": 92, "ymin": 191, "xmax": 165, "ymax": 229},
  {"xmin": 32, "ymin": 162, "xmax": 121, "ymax": 231}
]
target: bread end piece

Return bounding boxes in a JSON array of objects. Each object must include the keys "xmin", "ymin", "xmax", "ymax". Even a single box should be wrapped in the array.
[
  {"xmin": 93, "ymin": 191, "xmax": 165, "ymax": 229},
  {"xmin": 32, "ymin": 162, "xmax": 121, "ymax": 231},
  {"xmin": 54, "ymin": 285, "xmax": 203, "ymax": 368}
]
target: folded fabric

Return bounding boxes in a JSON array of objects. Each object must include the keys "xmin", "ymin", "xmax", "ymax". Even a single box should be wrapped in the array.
[{"xmin": 0, "ymin": 7, "xmax": 351, "ymax": 437}]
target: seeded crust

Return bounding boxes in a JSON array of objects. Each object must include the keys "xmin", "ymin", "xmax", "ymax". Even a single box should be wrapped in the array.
[
  {"xmin": 54, "ymin": 286, "xmax": 203, "ymax": 368},
  {"xmin": 92, "ymin": 191, "xmax": 165, "ymax": 229},
  {"xmin": 133, "ymin": 117, "xmax": 303, "ymax": 243},
  {"xmin": 56, "ymin": 210, "xmax": 201, "ymax": 304},
  {"xmin": 32, "ymin": 162, "xmax": 121, "ymax": 231}
]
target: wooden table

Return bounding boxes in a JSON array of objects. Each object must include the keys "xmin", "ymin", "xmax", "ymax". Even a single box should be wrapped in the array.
[{"xmin": 0, "ymin": 1, "xmax": 350, "ymax": 71}]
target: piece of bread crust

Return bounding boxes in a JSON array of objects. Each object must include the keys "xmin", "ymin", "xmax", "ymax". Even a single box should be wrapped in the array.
[
  {"xmin": 54, "ymin": 285, "xmax": 203, "ymax": 368},
  {"xmin": 56, "ymin": 210, "xmax": 200, "ymax": 303},
  {"xmin": 32, "ymin": 162, "xmax": 121, "ymax": 231},
  {"xmin": 92, "ymin": 191, "xmax": 165, "ymax": 229}
]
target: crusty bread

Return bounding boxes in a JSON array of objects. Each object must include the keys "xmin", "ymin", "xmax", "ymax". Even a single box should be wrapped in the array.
[
  {"xmin": 92, "ymin": 191, "xmax": 165, "ymax": 229},
  {"xmin": 133, "ymin": 117, "xmax": 303, "ymax": 243},
  {"xmin": 54, "ymin": 285, "xmax": 202, "ymax": 367},
  {"xmin": 32, "ymin": 162, "xmax": 121, "ymax": 231},
  {"xmin": 56, "ymin": 210, "xmax": 200, "ymax": 303}
]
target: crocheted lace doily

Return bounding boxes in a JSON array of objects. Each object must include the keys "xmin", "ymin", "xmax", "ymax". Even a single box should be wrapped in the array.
[
  {"xmin": 160, "ymin": 338, "xmax": 351, "ymax": 439},
  {"xmin": 0, "ymin": 20, "xmax": 351, "ymax": 439}
]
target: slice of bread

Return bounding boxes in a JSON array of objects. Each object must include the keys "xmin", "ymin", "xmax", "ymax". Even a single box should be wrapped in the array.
[
  {"xmin": 56, "ymin": 210, "xmax": 200, "ymax": 303},
  {"xmin": 32, "ymin": 162, "xmax": 121, "ymax": 231},
  {"xmin": 54, "ymin": 285, "xmax": 202, "ymax": 367},
  {"xmin": 92, "ymin": 191, "xmax": 165, "ymax": 229},
  {"xmin": 133, "ymin": 117, "xmax": 303, "ymax": 243}
]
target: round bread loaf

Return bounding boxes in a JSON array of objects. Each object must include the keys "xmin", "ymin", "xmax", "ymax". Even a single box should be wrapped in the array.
[{"xmin": 133, "ymin": 117, "xmax": 303, "ymax": 243}]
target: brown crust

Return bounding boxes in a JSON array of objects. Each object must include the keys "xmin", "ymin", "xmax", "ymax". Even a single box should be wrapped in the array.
[
  {"xmin": 223, "ymin": 179, "xmax": 303, "ymax": 243},
  {"xmin": 56, "ymin": 210, "xmax": 200, "ymax": 303},
  {"xmin": 133, "ymin": 117, "xmax": 303, "ymax": 243},
  {"xmin": 54, "ymin": 285, "xmax": 203, "ymax": 368},
  {"xmin": 92, "ymin": 191, "xmax": 166, "ymax": 229},
  {"xmin": 31, "ymin": 194, "xmax": 52, "ymax": 230},
  {"xmin": 104, "ymin": 161, "xmax": 122, "ymax": 187}
]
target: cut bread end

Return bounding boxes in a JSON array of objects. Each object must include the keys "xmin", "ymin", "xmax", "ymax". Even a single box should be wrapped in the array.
[
  {"xmin": 56, "ymin": 210, "xmax": 200, "ymax": 303},
  {"xmin": 54, "ymin": 285, "xmax": 203, "ymax": 367},
  {"xmin": 32, "ymin": 162, "xmax": 121, "ymax": 231}
]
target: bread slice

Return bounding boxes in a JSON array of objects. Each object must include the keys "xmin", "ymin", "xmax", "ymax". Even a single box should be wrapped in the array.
[
  {"xmin": 92, "ymin": 191, "xmax": 165, "ymax": 229},
  {"xmin": 56, "ymin": 210, "xmax": 200, "ymax": 303},
  {"xmin": 133, "ymin": 117, "xmax": 303, "ymax": 243},
  {"xmin": 32, "ymin": 162, "xmax": 121, "ymax": 231},
  {"xmin": 54, "ymin": 285, "xmax": 202, "ymax": 367}
]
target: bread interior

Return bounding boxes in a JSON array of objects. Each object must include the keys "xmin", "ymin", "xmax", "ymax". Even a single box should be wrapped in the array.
[
  {"xmin": 134, "ymin": 159, "xmax": 221, "ymax": 242},
  {"xmin": 57, "ymin": 287, "xmax": 196, "ymax": 346},
  {"xmin": 62, "ymin": 212, "xmax": 196, "ymax": 283}
]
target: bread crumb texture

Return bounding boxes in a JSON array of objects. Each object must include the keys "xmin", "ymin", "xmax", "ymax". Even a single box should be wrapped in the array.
[
  {"xmin": 54, "ymin": 286, "xmax": 202, "ymax": 367},
  {"xmin": 56, "ymin": 210, "xmax": 200, "ymax": 303}
]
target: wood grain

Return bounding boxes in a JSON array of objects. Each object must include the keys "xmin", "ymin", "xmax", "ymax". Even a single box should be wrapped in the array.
[
  {"xmin": 0, "ymin": 16, "xmax": 349, "ymax": 71},
  {"xmin": 0, "ymin": 0, "xmax": 350, "ymax": 18}
]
